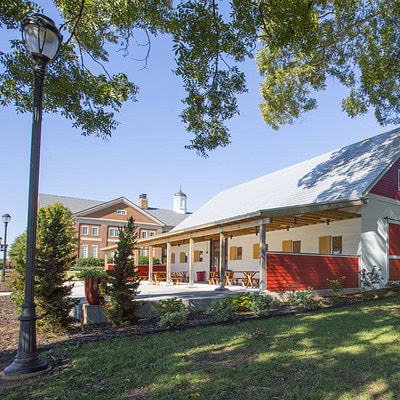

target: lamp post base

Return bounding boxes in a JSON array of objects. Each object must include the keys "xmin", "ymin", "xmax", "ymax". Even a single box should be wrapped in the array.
[{"xmin": 2, "ymin": 357, "xmax": 50, "ymax": 380}]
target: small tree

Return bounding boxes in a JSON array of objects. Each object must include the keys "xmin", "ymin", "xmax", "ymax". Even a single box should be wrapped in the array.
[
  {"xmin": 10, "ymin": 204, "xmax": 77, "ymax": 332},
  {"xmin": 9, "ymin": 232, "xmax": 27, "ymax": 307},
  {"xmin": 105, "ymin": 217, "xmax": 140, "ymax": 326},
  {"xmin": 35, "ymin": 203, "xmax": 77, "ymax": 331}
]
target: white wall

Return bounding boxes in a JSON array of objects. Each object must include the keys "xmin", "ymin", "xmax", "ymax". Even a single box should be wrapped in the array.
[
  {"xmin": 169, "ymin": 217, "xmax": 362, "ymax": 274},
  {"xmin": 170, "ymin": 241, "xmax": 210, "ymax": 275},
  {"xmin": 361, "ymin": 194, "xmax": 400, "ymax": 285}
]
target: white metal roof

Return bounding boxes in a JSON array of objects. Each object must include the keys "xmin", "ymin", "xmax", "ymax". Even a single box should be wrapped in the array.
[{"xmin": 173, "ymin": 128, "xmax": 400, "ymax": 231}]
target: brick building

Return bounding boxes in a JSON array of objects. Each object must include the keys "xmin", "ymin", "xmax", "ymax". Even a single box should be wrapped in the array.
[{"xmin": 39, "ymin": 192, "xmax": 190, "ymax": 262}]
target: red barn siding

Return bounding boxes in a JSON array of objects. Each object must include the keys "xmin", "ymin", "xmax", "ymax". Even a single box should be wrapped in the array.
[
  {"xmin": 389, "ymin": 259, "xmax": 400, "ymax": 281},
  {"xmin": 370, "ymin": 157, "xmax": 400, "ymax": 200},
  {"xmin": 267, "ymin": 253, "xmax": 359, "ymax": 292},
  {"xmin": 389, "ymin": 223, "xmax": 400, "ymax": 255}
]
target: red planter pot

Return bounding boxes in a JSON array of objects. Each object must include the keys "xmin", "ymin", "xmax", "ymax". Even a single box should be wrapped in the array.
[{"xmin": 84, "ymin": 277, "xmax": 103, "ymax": 305}]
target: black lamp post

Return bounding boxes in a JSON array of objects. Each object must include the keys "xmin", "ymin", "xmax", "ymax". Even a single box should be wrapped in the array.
[
  {"xmin": 3, "ymin": 14, "xmax": 62, "ymax": 379},
  {"xmin": 2, "ymin": 213, "xmax": 11, "ymax": 281}
]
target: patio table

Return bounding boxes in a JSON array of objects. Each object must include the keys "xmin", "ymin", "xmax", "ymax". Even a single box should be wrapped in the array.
[
  {"xmin": 235, "ymin": 271, "xmax": 259, "ymax": 288},
  {"xmin": 153, "ymin": 271, "xmax": 167, "ymax": 285}
]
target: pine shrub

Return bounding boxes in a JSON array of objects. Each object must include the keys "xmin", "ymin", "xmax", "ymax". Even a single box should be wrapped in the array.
[{"xmin": 104, "ymin": 217, "xmax": 140, "ymax": 326}]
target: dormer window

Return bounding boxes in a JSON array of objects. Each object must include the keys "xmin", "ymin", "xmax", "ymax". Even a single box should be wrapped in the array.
[
  {"xmin": 398, "ymin": 169, "xmax": 400, "ymax": 191},
  {"xmin": 117, "ymin": 209, "xmax": 127, "ymax": 216}
]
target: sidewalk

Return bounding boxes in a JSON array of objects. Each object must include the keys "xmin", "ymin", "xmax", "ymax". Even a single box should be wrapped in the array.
[{"xmin": 73, "ymin": 280, "xmax": 257, "ymax": 301}]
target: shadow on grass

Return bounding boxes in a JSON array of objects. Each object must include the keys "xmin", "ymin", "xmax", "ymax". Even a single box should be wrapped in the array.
[{"xmin": 1, "ymin": 297, "xmax": 399, "ymax": 400}]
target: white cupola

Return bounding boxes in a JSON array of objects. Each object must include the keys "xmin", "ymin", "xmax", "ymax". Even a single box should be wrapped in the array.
[{"xmin": 173, "ymin": 187, "xmax": 187, "ymax": 214}]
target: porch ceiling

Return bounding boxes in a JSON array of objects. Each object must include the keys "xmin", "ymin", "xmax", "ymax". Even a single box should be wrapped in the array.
[{"xmin": 137, "ymin": 208, "xmax": 361, "ymax": 248}]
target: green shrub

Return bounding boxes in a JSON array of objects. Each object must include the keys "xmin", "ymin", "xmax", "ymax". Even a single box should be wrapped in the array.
[
  {"xmin": 208, "ymin": 297, "xmax": 236, "ymax": 322},
  {"xmin": 155, "ymin": 297, "xmax": 186, "ymax": 317},
  {"xmin": 232, "ymin": 292, "xmax": 253, "ymax": 311},
  {"xmin": 250, "ymin": 295, "xmax": 280, "ymax": 317},
  {"xmin": 137, "ymin": 256, "xmax": 161, "ymax": 265},
  {"xmin": 360, "ymin": 266, "xmax": 383, "ymax": 290},
  {"xmin": 327, "ymin": 276, "xmax": 346, "ymax": 297},
  {"xmin": 157, "ymin": 310, "xmax": 189, "ymax": 328},
  {"xmin": 386, "ymin": 280, "xmax": 400, "ymax": 293},
  {"xmin": 287, "ymin": 287, "xmax": 319, "ymax": 310},
  {"xmin": 77, "ymin": 268, "xmax": 108, "ymax": 279},
  {"xmin": 76, "ymin": 257, "xmax": 104, "ymax": 268}
]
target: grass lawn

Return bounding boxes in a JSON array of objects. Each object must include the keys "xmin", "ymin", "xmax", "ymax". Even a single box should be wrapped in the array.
[{"xmin": 1, "ymin": 297, "xmax": 400, "ymax": 400}]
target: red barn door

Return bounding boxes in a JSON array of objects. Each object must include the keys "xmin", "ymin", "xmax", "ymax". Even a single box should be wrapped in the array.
[{"xmin": 388, "ymin": 223, "xmax": 400, "ymax": 281}]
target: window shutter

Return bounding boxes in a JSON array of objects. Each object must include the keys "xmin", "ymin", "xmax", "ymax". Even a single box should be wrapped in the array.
[
  {"xmin": 253, "ymin": 243, "xmax": 259, "ymax": 259},
  {"xmin": 171, "ymin": 253, "xmax": 175, "ymax": 264},
  {"xmin": 282, "ymin": 240, "xmax": 293, "ymax": 252},
  {"xmin": 230, "ymin": 246, "xmax": 237, "ymax": 260},
  {"xmin": 194, "ymin": 250, "xmax": 200, "ymax": 262},
  {"xmin": 319, "ymin": 236, "xmax": 331, "ymax": 254},
  {"xmin": 180, "ymin": 252, "xmax": 185, "ymax": 263}
]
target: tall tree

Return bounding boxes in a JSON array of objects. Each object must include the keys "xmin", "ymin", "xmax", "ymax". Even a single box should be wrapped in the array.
[
  {"xmin": 2, "ymin": 1, "xmax": 400, "ymax": 156},
  {"xmin": 105, "ymin": 217, "xmax": 140, "ymax": 326},
  {"xmin": 9, "ymin": 203, "xmax": 77, "ymax": 332},
  {"xmin": 35, "ymin": 202, "xmax": 77, "ymax": 331}
]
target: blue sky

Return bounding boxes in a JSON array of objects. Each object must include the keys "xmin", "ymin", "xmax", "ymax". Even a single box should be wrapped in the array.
[{"xmin": 0, "ymin": 5, "xmax": 395, "ymax": 246}]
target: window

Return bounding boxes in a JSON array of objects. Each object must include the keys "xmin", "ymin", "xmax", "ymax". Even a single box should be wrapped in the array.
[
  {"xmin": 194, "ymin": 250, "xmax": 204, "ymax": 262},
  {"xmin": 91, "ymin": 245, "xmax": 98, "ymax": 258},
  {"xmin": 141, "ymin": 231, "xmax": 147, "ymax": 239},
  {"xmin": 229, "ymin": 246, "xmax": 242, "ymax": 260},
  {"xmin": 319, "ymin": 236, "xmax": 343, "ymax": 254},
  {"xmin": 150, "ymin": 231, "xmax": 156, "ymax": 237},
  {"xmin": 110, "ymin": 228, "xmax": 120, "ymax": 237},
  {"xmin": 282, "ymin": 240, "xmax": 301, "ymax": 253},
  {"xmin": 81, "ymin": 245, "xmax": 88, "ymax": 258},
  {"xmin": 117, "ymin": 210, "xmax": 127, "ymax": 215},
  {"xmin": 332, "ymin": 236, "xmax": 342, "ymax": 254},
  {"xmin": 180, "ymin": 252, "xmax": 188, "ymax": 263},
  {"xmin": 398, "ymin": 169, "xmax": 400, "ymax": 191},
  {"xmin": 92, "ymin": 227, "xmax": 99, "ymax": 236},
  {"xmin": 82, "ymin": 226, "xmax": 89, "ymax": 235},
  {"xmin": 293, "ymin": 240, "xmax": 301, "ymax": 253}
]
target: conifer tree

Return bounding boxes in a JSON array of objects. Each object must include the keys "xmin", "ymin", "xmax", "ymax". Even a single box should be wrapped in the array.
[
  {"xmin": 35, "ymin": 203, "xmax": 77, "ymax": 331},
  {"xmin": 10, "ymin": 203, "xmax": 77, "ymax": 332},
  {"xmin": 105, "ymin": 217, "xmax": 140, "ymax": 326}
]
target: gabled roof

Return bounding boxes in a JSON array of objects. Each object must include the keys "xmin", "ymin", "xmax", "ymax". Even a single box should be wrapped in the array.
[
  {"xmin": 147, "ymin": 208, "xmax": 192, "ymax": 228},
  {"xmin": 39, "ymin": 194, "xmax": 104, "ymax": 214},
  {"xmin": 39, "ymin": 194, "xmax": 191, "ymax": 228},
  {"xmin": 173, "ymin": 128, "xmax": 400, "ymax": 232},
  {"xmin": 71, "ymin": 197, "xmax": 165, "ymax": 226}
]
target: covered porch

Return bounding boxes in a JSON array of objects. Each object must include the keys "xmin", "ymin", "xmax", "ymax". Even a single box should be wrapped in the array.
[{"xmin": 137, "ymin": 201, "xmax": 363, "ymax": 293}]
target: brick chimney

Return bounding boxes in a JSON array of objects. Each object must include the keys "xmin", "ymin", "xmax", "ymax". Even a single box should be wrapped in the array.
[{"xmin": 138, "ymin": 193, "xmax": 148, "ymax": 209}]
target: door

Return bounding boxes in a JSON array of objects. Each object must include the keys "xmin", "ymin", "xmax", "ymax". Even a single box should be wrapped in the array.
[{"xmin": 389, "ymin": 223, "xmax": 400, "ymax": 280}]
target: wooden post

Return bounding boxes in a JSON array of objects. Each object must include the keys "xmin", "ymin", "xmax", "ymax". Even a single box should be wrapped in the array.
[
  {"xmin": 148, "ymin": 245, "xmax": 153, "ymax": 283},
  {"xmin": 216, "ymin": 230, "xmax": 228, "ymax": 291},
  {"xmin": 259, "ymin": 220, "xmax": 267, "ymax": 293},
  {"xmin": 166, "ymin": 241, "xmax": 172, "ymax": 284}
]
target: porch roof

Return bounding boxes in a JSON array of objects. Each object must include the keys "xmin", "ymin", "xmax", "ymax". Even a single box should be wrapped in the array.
[{"xmin": 138, "ymin": 128, "xmax": 400, "ymax": 247}]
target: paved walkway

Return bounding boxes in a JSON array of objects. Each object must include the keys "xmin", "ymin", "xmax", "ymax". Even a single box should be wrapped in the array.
[{"xmin": 73, "ymin": 280, "xmax": 258, "ymax": 301}]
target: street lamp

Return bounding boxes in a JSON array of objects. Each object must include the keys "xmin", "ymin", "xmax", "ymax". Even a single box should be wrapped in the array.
[
  {"xmin": 2, "ymin": 213, "xmax": 11, "ymax": 281},
  {"xmin": 3, "ymin": 14, "xmax": 62, "ymax": 379}
]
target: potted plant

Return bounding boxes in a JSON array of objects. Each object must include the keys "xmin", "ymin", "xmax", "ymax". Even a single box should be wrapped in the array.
[{"xmin": 78, "ymin": 268, "xmax": 108, "ymax": 305}]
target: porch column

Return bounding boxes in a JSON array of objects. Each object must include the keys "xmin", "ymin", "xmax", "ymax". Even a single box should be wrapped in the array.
[
  {"xmin": 148, "ymin": 245, "xmax": 154, "ymax": 283},
  {"xmin": 103, "ymin": 253, "xmax": 108, "ymax": 270},
  {"xmin": 189, "ymin": 236, "xmax": 195, "ymax": 285},
  {"xmin": 166, "ymin": 241, "xmax": 172, "ymax": 284},
  {"xmin": 216, "ymin": 230, "xmax": 228, "ymax": 291},
  {"xmin": 259, "ymin": 220, "xmax": 267, "ymax": 293}
]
